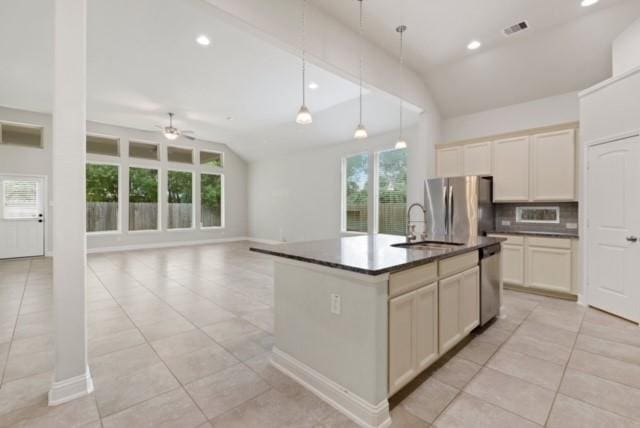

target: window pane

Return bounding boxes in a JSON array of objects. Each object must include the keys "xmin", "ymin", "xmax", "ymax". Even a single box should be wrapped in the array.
[
  {"xmin": 201, "ymin": 174, "xmax": 222, "ymax": 227},
  {"xmin": 168, "ymin": 171, "xmax": 193, "ymax": 229},
  {"xmin": 200, "ymin": 151, "xmax": 223, "ymax": 168},
  {"xmin": 129, "ymin": 141, "xmax": 159, "ymax": 160},
  {"xmin": 167, "ymin": 146, "xmax": 193, "ymax": 164},
  {"xmin": 345, "ymin": 154, "xmax": 368, "ymax": 232},
  {"xmin": 378, "ymin": 149, "xmax": 407, "ymax": 235},
  {"xmin": 86, "ymin": 164, "xmax": 119, "ymax": 232},
  {"xmin": 1, "ymin": 124, "xmax": 43, "ymax": 148},
  {"xmin": 86, "ymin": 135, "xmax": 119, "ymax": 156},
  {"xmin": 3, "ymin": 180, "xmax": 41, "ymax": 219},
  {"xmin": 129, "ymin": 167, "xmax": 158, "ymax": 231}
]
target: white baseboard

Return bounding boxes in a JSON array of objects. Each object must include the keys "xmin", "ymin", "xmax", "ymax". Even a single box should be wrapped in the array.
[
  {"xmin": 248, "ymin": 237, "xmax": 284, "ymax": 245},
  {"xmin": 86, "ymin": 236, "xmax": 251, "ymax": 254},
  {"xmin": 48, "ymin": 367, "xmax": 94, "ymax": 406},
  {"xmin": 271, "ymin": 347, "xmax": 391, "ymax": 428}
]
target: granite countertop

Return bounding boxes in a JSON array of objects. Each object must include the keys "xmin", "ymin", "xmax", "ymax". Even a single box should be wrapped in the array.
[
  {"xmin": 488, "ymin": 230, "xmax": 579, "ymax": 239},
  {"xmin": 250, "ymin": 234, "xmax": 505, "ymax": 276}
]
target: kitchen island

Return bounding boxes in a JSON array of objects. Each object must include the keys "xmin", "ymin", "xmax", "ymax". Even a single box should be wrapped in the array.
[{"xmin": 251, "ymin": 234, "xmax": 504, "ymax": 428}]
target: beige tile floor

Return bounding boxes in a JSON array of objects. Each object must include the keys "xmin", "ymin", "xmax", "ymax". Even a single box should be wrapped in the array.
[{"xmin": 1, "ymin": 242, "xmax": 640, "ymax": 427}]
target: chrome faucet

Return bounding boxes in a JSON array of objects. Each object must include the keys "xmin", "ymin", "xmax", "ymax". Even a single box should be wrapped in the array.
[{"xmin": 406, "ymin": 203, "xmax": 427, "ymax": 243}]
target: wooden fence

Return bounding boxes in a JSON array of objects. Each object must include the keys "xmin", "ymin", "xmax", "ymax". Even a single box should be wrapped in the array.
[
  {"xmin": 346, "ymin": 202, "xmax": 406, "ymax": 235},
  {"xmin": 87, "ymin": 202, "xmax": 221, "ymax": 231}
]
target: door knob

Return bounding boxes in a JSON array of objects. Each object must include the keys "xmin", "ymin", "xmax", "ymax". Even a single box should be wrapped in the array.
[
  {"xmin": 627, "ymin": 236, "xmax": 638, "ymax": 243},
  {"xmin": 38, "ymin": 219, "xmax": 43, "ymax": 223}
]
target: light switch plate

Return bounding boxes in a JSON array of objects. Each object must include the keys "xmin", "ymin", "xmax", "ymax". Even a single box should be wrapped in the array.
[
  {"xmin": 501, "ymin": 220, "xmax": 511, "ymax": 226},
  {"xmin": 330, "ymin": 294, "xmax": 341, "ymax": 315}
]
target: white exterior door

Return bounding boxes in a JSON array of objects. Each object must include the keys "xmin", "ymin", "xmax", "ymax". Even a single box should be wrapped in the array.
[
  {"xmin": 587, "ymin": 135, "xmax": 640, "ymax": 322},
  {"xmin": 0, "ymin": 176, "xmax": 45, "ymax": 259}
]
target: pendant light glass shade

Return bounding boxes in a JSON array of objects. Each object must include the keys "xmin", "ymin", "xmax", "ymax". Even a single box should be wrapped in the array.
[
  {"xmin": 354, "ymin": 124, "xmax": 368, "ymax": 139},
  {"xmin": 296, "ymin": 0, "xmax": 312, "ymax": 125},
  {"xmin": 396, "ymin": 25, "xmax": 407, "ymax": 149},
  {"xmin": 296, "ymin": 105, "xmax": 313, "ymax": 124},
  {"xmin": 354, "ymin": 0, "xmax": 367, "ymax": 140}
]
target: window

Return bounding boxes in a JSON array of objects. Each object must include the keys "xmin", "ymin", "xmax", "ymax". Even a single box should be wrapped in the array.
[
  {"xmin": 129, "ymin": 167, "xmax": 159, "ymax": 231},
  {"xmin": 200, "ymin": 150, "xmax": 223, "ymax": 168},
  {"xmin": 516, "ymin": 206, "xmax": 560, "ymax": 224},
  {"xmin": 86, "ymin": 135, "xmax": 119, "ymax": 157},
  {"xmin": 129, "ymin": 141, "xmax": 159, "ymax": 160},
  {"xmin": 377, "ymin": 149, "xmax": 407, "ymax": 235},
  {"xmin": 167, "ymin": 170, "xmax": 193, "ymax": 229},
  {"xmin": 343, "ymin": 153, "xmax": 369, "ymax": 233},
  {"xmin": 3, "ymin": 180, "xmax": 41, "ymax": 219},
  {"xmin": 167, "ymin": 146, "xmax": 193, "ymax": 164},
  {"xmin": 201, "ymin": 173, "xmax": 223, "ymax": 228},
  {"xmin": 86, "ymin": 164, "xmax": 119, "ymax": 232},
  {"xmin": 1, "ymin": 123, "xmax": 43, "ymax": 148}
]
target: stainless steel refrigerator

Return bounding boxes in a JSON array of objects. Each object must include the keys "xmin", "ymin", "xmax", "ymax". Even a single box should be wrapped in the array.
[{"xmin": 424, "ymin": 176, "xmax": 494, "ymax": 241}]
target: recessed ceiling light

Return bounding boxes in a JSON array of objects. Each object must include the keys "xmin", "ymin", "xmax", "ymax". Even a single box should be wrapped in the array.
[
  {"xmin": 308, "ymin": 81, "xmax": 319, "ymax": 90},
  {"xmin": 581, "ymin": 0, "xmax": 599, "ymax": 6},
  {"xmin": 467, "ymin": 40, "xmax": 482, "ymax": 50},
  {"xmin": 196, "ymin": 35, "xmax": 211, "ymax": 46}
]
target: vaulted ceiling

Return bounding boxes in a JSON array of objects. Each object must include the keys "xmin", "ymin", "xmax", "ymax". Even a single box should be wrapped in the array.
[{"xmin": 316, "ymin": 0, "xmax": 640, "ymax": 117}]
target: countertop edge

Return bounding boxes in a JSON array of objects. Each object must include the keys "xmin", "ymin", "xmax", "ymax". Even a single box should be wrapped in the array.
[{"xmin": 488, "ymin": 231, "xmax": 579, "ymax": 239}]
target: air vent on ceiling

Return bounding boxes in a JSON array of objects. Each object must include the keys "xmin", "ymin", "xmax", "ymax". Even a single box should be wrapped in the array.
[{"xmin": 503, "ymin": 21, "xmax": 529, "ymax": 37}]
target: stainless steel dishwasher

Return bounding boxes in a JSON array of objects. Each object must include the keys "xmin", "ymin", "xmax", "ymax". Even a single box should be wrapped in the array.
[{"xmin": 480, "ymin": 244, "xmax": 501, "ymax": 326}]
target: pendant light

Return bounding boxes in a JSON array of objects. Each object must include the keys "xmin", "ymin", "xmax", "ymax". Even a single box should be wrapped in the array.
[
  {"xmin": 395, "ymin": 25, "xmax": 407, "ymax": 149},
  {"xmin": 296, "ymin": 0, "xmax": 313, "ymax": 125},
  {"xmin": 354, "ymin": 0, "xmax": 368, "ymax": 139}
]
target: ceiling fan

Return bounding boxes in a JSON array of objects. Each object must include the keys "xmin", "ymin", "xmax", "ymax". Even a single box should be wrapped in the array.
[{"xmin": 154, "ymin": 112, "xmax": 196, "ymax": 141}]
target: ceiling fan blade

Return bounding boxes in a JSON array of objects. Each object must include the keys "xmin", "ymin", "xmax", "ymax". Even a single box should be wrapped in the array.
[
  {"xmin": 153, "ymin": 124, "xmax": 164, "ymax": 129},
  {"xmin": 181, "ymin": 130, "xmax": 195, "ymax": 134},
  {"xmin": 183, "ymin": 134, "xmax": 196, "ymax": 141}
]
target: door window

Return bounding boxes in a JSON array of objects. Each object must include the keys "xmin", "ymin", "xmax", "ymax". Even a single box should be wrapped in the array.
[{"xmin": 3, "ymin": 180, "xmax": 41, "ymax": 219}]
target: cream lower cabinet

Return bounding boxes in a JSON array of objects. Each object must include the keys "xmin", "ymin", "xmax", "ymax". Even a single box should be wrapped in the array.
[
  {"xmin": 489, "ymin": 234, "xmax": 575, "ymax": 294},
  {"xmin": 389, "ymin": 282, "xmax": 438, "ymax": 395},
  {"xmin": 439, "ymin": 266, "xmax": 480, "ymax": 354}
]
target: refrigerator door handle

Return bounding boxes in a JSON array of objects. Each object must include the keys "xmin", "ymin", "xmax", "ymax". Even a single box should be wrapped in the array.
[
  {"xmin": 448, "ymin": 185, "xmax": 454, "ymax": 238},
  {"xmin": 443, "ymin": 183, "xmax": 449, "ymax": 236}
]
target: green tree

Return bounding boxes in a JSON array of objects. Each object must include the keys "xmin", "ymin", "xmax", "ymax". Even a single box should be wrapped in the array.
[
  {"xmin": 201, "ymin": 174, "xmax": 221, "ymax": 209},
  {"xmin": 86, "ymin": 164, "xmax": 118, "ymax": 202},
  {"xmin": 129, "ymin": 168, "xmax": 158, "ymax": 202},
  {"xmin": 168, "ymin": 171, "xmax": 192, "ymax": 203},
  {"xmin": 378, "ymin": 149, "xmax": 407, "ymax": 203}
]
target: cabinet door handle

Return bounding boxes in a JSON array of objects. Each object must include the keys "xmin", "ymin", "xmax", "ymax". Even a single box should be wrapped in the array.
[{"xmin": 627, "ymin": 236, "xmax": 638, "ymax": 243}]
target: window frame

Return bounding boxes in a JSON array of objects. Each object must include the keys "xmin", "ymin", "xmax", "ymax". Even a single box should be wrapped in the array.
[
  {"xmin": 166, "ymin": 168, "xmax": 195, "ymax": 231},
  {"xmin": 128, "ymin": 139, "xmax": 161, "ymax": 162},
  {"xmin": 200, "ymin": 172, "xmax": 225, "ymax": 230},
  {"xmin": 341, "ymin": 151, "xmax": 371, "ymax": 235},
  {"xmin": 199, "ymin": 149, "xmax": 224, "ymax": 170},
  {"xmin": 128, "ymin": 164, "xmax": 161, "ymax": 234},
  {"xmin": 85, "ymin": 161, "xmax": 122, "ymax": 235},
  {"xmin": 0, "ymin": 121, "xmax": 44, "ymax": 149},
  {"xmin": 167, "ymin": 145, "xmax": 194, "ymax": 165},
  {"xmin": 86, "ymin": 133, "xmax": 121, "ymax": 158}
]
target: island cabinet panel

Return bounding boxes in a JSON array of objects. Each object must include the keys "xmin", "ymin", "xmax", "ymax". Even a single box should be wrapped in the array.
[
  {"xmin": 438, "ymin": 273, "xmax": 462, "ymax": 354},
  {"xmin": 493, "ymin": 136, "xmax": 530, "ymax": 202},
  {"xmin": 415, "ymin": 283, "xmax": 439, "ymax": 372},
  {"xmin": 530, "ymin": 130, "xmax": 576, "ymax": 201},
  {"xmin": 389, "ymin": 291, "xmax": 417, "ymax": 395},
  {"xmin": 462, "ymin": 141, "xmax": 492, "ymax": 176},
  {"xmin": 438, "ymin": 266, "xmax": 480, "ymax": 355}
]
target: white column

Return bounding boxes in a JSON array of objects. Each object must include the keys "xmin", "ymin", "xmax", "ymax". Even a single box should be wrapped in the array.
[{"xmin": 49, "ymin": 0, "xmax": 93, "ymax": 406}]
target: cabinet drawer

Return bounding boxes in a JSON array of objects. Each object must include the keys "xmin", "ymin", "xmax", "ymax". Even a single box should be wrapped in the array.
[
  {"xmin": 439, "ymin": 251, "xmax": 479, "ymax": 278},
  {"xmin": 527, "ymin": 237, "xmax": 571, "ymax": 249},
  {"xmin": 488, "ymin": 234, "xmax": 524, "ymax": 246},
  {"xmin": 389, "ymin": 262, "xmax": 437, "ymax": 298}
]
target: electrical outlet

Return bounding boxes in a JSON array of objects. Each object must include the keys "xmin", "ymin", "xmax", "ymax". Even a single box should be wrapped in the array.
[
  {"xmin": 501, "ymin": 220, "xmax": 511, "ymax": 226},
  {"xmin": 330, "ymin": 294, "xmax": 341, "ymax": 315}
]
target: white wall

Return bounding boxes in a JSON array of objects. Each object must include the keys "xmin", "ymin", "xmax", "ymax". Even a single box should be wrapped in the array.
[
  {"xmin": 248, "ymin": 125, "xmax": 432, "ymax": 243},
  {"xmin": 0, "ymin": 106, "xmax": 248, "ymax": 254},
  {"xmin": 613, "ymin": 17, "xmax": 640, "ymax": 76},
  {"xmin": 442, "ymin": 92, "xmax": 580, "ymax": 143}
]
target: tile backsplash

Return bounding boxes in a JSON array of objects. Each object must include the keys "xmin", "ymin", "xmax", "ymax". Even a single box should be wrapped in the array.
[{"xmin": 494, "ymin": 202, "xmax": 579, "ymax": 234}]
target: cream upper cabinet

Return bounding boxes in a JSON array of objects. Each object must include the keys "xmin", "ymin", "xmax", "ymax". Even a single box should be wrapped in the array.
[
  {"xmin": 493, "ymin": 136, "xmax": 530, "ymax": 202},
  {"xmin": 462, "ymin": 142, "xmax": 492, "ymax": 176},
  {"xmin": 436, "ymin": 147, "xmax": 462, "ymax": 177},
  {"xmin": 530, "ymin": 130, "xmax": 576, "ymax": 201}
]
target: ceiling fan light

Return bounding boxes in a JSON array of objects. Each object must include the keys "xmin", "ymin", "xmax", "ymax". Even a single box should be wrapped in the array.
[
  {"xmin": 163, "ymin": 129, "xmax": 180, "ymax": 140},
  {"xmin": 296, "ymin": 105, "xmax": 313, "ymax": 125},
  {"xmin": 395, "ymin": 139, "xmax": 407, "ymax": 149},
  {"xmin": 354, "ymin": 124, "xmax": 368, "ymax": 140}
]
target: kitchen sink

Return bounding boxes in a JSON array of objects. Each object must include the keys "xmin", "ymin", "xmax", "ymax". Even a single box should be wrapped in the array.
[{"xmin": 392, "ymin": 241, "xmax": 465, "ymax": 250}]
